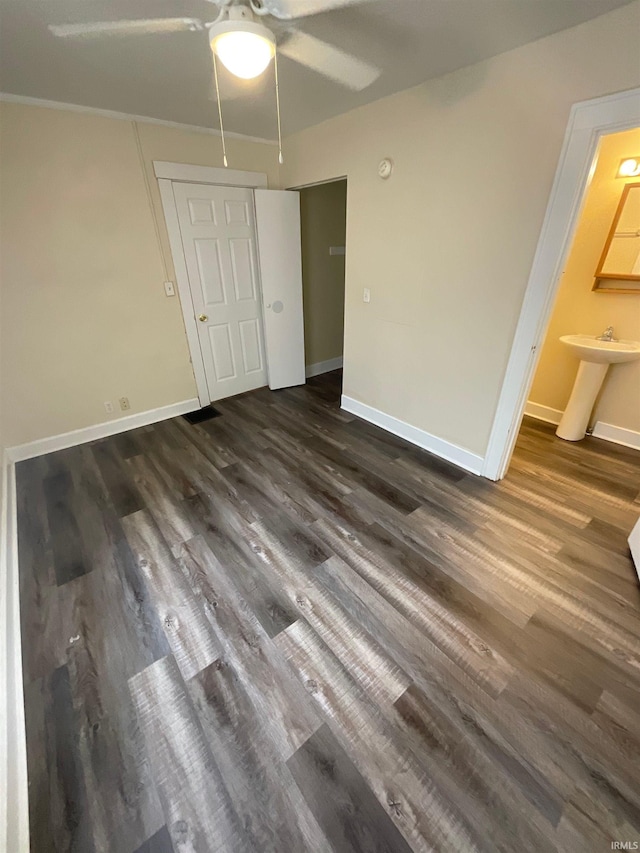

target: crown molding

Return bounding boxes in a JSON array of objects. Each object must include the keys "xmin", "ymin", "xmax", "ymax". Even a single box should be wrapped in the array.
[{"xmin": 0, "ymin": 92, "xmax": 279, "ymax": 146}]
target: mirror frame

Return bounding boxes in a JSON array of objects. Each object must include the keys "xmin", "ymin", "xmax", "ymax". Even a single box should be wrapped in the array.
[{"xmin": 594, "ymin": 181, "xmax": 640, "ymax": 291}]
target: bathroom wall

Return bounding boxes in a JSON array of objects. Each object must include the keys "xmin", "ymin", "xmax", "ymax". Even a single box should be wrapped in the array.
[
  {"xmin": 299, "ymin": 180, "xmax": 347, "ymax": 368},
  {"xmin": 528, "ymin": 126, "xmax": 640, "ymax": 440}
]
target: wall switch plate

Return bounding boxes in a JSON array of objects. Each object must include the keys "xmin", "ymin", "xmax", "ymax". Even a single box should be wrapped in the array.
[
  {"xmin": 119, "ymin": 397, "xmax": 130, "ymax": 411},
  {"xmin": 104, "ymin": 401, "xmax": 114, "ymax": 414},
  {"xmin": 363, "ymin": 288, "xmax": 371, "ymax": 303},
  {"xmin": 164, "ymin": 281, "xmax": 176, "ymax": 297}
]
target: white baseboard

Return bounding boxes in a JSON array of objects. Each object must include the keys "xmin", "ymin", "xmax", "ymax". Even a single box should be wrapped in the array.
[
  {"xmin": 525, "ymin": 400, "xmax": 640, "ymax": 450},
  {"xmin": 341, "ymin": 395, "xmax": 483, "ymax": 476},
  {"xmin": 523, "ymin": 401, "xmax": 563, "ymax": 425},
  {"xmin": 6, "ymin": 398, "xmax": 200, "ymax": 463},
  {"xmin": 591, "ymin": 421, "xmax": 640, "ymax": 451},
  {"xmin": 305, "ymin": 356, "xmax": 344, "ymax": 378},
  {"xmin": 1, "ymin": 454, "xmax": 29, "ymax": 852}
]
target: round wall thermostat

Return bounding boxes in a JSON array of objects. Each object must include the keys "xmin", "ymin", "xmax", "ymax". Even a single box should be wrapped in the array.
[{"xmin": 378, "ymin": 158, "xmax": 393, "ymax": 179}]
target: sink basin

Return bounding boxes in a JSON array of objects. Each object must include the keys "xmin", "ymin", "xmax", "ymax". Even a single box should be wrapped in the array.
[
  {"xmin": 560, "ymin": 334, "xmax": 640, "ymax": 364},
  {"xmin": 556, "ymin": 332, "xmax": 640, "ymax": 441}
]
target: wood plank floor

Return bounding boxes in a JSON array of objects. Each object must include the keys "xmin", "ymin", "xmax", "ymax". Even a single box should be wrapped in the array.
[{"xmin": 17, "ymin": 370, "xmax": 640, "ymax": 852}]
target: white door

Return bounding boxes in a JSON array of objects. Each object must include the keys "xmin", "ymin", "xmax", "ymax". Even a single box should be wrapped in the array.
[
  {"xmin": 255, "ymin": 190, "xmax": 306, "ymax": 390},
  {"xmin": 173, "ymin": 182, "xmax": 267, "ymax": 401}
]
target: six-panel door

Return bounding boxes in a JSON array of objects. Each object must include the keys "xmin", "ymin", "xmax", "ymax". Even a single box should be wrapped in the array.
[{"xmin": 173, "ymin": 182, "xmax": 268, "ymax": 401}]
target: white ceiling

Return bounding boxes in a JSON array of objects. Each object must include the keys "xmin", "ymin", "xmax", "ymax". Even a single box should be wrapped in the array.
[{"xmin": 0, "ymin": 0, "xmax": 634, "ymax": 140}]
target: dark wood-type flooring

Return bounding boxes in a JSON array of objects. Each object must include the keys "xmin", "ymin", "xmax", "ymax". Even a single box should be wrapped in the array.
[{"xmin": 17, "ymin": 370, "xmax": 640, "ymax": 852}]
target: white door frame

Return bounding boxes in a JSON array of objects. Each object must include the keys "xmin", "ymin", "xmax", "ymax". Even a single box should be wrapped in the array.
[
  {"xmin": 482, "ymin": 87, "xmax": 640, "ymax": 481},
  {"xmin": 155, "ymin": 161, "xmax": 268, "ymax": 407}
]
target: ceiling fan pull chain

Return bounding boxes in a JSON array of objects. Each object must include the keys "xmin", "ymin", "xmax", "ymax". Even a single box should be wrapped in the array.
[
  {"xmin": 212, "ymin": 52, "xmax": 229, "ymax": 167},
  {"xmin": 274, "ymin": 48, "xmax": 284, "ymax": 165}
]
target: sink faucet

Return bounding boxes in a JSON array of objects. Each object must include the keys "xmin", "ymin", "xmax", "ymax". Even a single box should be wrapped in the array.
[{"xmin": 596, "ymin": 326, "xmax": 617, "ymax": 341}]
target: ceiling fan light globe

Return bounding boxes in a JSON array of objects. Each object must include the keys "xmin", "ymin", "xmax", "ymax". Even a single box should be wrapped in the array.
[{"xmin": 210, "ymin": 21, "xmax": 275, "ymax": 80}]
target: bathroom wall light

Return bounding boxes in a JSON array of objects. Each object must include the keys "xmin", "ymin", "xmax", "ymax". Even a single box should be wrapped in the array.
[{"xmin": 617, "ymin": 157, "xmax": 640, "ymax": 178}]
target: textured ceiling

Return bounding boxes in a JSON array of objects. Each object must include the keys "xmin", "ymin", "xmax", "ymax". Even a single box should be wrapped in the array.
[{"xmin": 0, "ymin": 0, "xmax": 634, "ymax": 139}]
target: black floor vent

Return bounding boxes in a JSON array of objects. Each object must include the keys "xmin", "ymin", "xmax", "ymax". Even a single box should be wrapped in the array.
[{"xmin": 182, "ymin": 406, "xmax": 222, "ymax": 425}]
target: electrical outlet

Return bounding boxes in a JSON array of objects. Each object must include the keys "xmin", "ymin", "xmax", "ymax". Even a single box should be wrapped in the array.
[
  {"xmin": 164, "ymin": 281, "xmax": 176, "ymax": 297},
  {"xmin": 363, "ymin": 288, "xmax": 371, "ymax": 303},
  {"xmin": 119, "ymin": 397, "xmax": 130, "ymax": 411},
  {"xmin": 104, "ymin": 401, "xmax": 114, "ymax": 414}
]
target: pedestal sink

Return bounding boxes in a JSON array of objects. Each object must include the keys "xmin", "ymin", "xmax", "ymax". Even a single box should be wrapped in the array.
[{"xmin": 556, "ymin": 334, "xmax": 640, "ymax": 441}]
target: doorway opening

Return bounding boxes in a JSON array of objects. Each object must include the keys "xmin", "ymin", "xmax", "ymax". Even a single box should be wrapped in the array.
[
  {"xmin": 297, "ymin": 178, "xmax": 347, "ymax": 394},
  {"xmin": 520, "ymin": 126, "xmax": 640, "ymax": 454},
  {"xmin": 156, "ymin": 162, "xmax": 307, "ymax": 408},
  {"xmin": 482, "ymin": 87, "xmax": 640, "ymax": 480}
]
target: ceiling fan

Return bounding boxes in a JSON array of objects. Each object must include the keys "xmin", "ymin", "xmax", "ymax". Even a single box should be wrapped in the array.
[
  {"xmin": 48, "ymin": 0, "xmax": 382, "ymax": 93},
  {"xmin": 48, "ymin": 0, "xmax": 381, "ymax": 166}
]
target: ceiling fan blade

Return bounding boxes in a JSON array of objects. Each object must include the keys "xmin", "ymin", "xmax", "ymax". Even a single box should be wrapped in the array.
[
  {"xmin": 252, "ymin": 0, "xmax": 376, "ymax": 20},
  {"xmin": 279, "ymin": 32, "xmax": 380, "ymax": 91},
  {"xmin": 48, "ymin": 18, "xmax": 204, "ymax": 39}
]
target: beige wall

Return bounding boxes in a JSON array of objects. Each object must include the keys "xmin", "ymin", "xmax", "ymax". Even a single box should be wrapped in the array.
[
  {"xmin": 0, "ymin": 102, "xmax": 280, "ymax": 448},
  {"xmin": 529, "ymin": 127, "xmax": 640, "ymax": 433},
  {"xmin": 299, "ymin": 180, "xmax": 347, "ymax": 366},
  {"xmin": 281, "ymin": 2, "xmax": 640, "ymax": 456}
]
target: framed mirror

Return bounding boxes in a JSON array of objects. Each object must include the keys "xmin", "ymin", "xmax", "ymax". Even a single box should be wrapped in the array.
[{"xmin": 594, "ymin": 181, "xmax": 640, "ymax": 292}]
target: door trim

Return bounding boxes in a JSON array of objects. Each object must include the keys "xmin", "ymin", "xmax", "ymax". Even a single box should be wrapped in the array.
[
  {"xmin": 482, "ymin": 86, "xmax": 640, "ymax": 481},
  {"xmin": 157, "ymin": 166, "xmax": 268, "ymax": 407},
  {"xmin": 153, "ymin": 160, "xmax": 268, "ymax": 187}
]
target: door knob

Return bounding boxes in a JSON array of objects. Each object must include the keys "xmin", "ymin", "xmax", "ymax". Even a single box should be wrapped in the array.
[{"xmin": 198, "ymin": 314, "xmax": 208, "ymax": 322}]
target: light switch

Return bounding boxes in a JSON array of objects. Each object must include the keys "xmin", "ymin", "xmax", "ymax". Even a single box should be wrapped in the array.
[
  {"xmin": 363, "ymin": 288, "xmax": 371, "ymax": 303},
  {"xmin": 164, "ymin": 281, "xmax": 176, "ymax": 297}
]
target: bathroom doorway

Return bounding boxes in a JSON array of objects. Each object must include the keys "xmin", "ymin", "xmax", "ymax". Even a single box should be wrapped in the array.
[
  {"xmin": 297, "ymin": 178, "xmax": 347, "ymax": 393},
  {"xmin": 518, "ymin": 126, "xmax": 640, "ymax": 452},
  {"xmin": 482, "ymin": 88, "xmax": 640, "ymax": 481}
]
